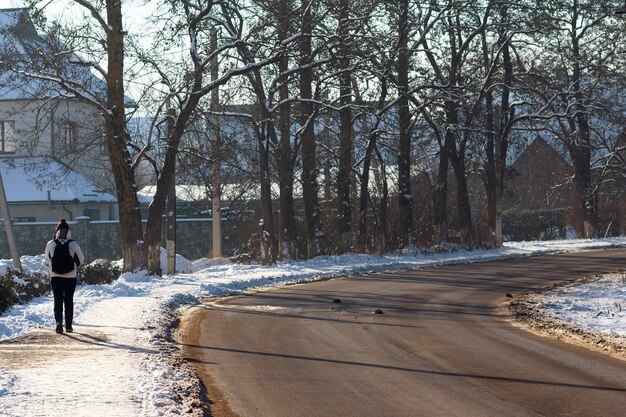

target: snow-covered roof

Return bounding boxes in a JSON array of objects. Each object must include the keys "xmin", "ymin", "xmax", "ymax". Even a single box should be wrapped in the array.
[
  {"xmin": 138, "ymin": 184, "xmax": 246, "ymax": 204},
  {"xmin": 139, "ymin": 164, "xmax": 403, "ymax": 205},
  {"xmin": 0, "ymin": 9, "xmax": 43, "ymax": 100},
  {"xmin": 0, "ymin": 8, "xmax": 134, "ymax": 106},
  {"xmin": 0, "ymin": 157, "xmax": 117, "ymax": 203}
]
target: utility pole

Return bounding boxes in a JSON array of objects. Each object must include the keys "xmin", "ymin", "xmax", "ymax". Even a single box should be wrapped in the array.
[
  {"xmin": 0, "ymin": 172, "xmax": 21, "ymax": 270},
  {"xmin": 166, "ymin": 107, "xmax": 177, "ymax": 274},
  {"xmin": 210, "ymin": 28, "xmax": 222, "ymax": 258}
]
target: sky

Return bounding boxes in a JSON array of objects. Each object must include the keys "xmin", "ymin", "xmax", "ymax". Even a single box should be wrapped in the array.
[{"xmin": 6, "ymin": 0, "xmax": 157, "ymax": 32}]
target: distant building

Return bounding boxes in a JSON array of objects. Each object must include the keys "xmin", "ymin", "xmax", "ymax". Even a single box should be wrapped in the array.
[
  {"xmin": 504, "ymin": 136, "xmax": 578, "ymax": 210},
  {"xmin": 503, "ymin": 135, "xmax": 626, "ymax": 237}
]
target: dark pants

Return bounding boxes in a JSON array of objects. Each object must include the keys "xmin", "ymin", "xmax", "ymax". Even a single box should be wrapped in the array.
[{"xmin": 51, "ymin": 277, "xmax": 78, "ymax": 326}]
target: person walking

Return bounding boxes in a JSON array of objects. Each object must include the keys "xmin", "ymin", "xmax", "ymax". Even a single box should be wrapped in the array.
[{"xmin": 44, "ymin": 219, "xmax": 85, "ymax": 334}]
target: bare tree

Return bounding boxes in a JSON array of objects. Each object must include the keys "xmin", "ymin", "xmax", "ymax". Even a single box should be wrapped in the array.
[
  {"xmin": 216, "ymin": 2, "xmax": 297, "ymax": 264},
  {"xmin": 9, "ymin": 0, "xmax": 285, "ymax": 273},
  {"xmin": 411, "ymin": 1, "xmax": 489, "ymax": 245},
  {"xmin": 7, "ymin": 0, "xmax": 146, "ymax": 271},
  {"xmin": 335, "ymin": 0, "xmax": 354, "ymax": 253},
  {"xmin": 528, "ymin": 0, "xmax": 623, "ymax": 238},
  {"xmin": 481, "ymin": 2, "xmax": 515, "ymax": 245},
  {"xmin": 276, "ymin": 0, "xmax": 297, "ymax": 260},
  {"xmin": 395, "ymin": 0, "xmax": 414, "ymax": 249},
  {"xmin": 138, "ymin": 0, "xmax": 286, "ymax": 273},
  {"xmin": 298, "ymin": 0, "xmax": 324, "ymax": 258}
]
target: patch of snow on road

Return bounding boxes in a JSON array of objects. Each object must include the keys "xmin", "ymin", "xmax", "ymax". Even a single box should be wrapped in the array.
[{"xmin": 534, "ymin": 273, "xmax": 626, "ymax": 339}]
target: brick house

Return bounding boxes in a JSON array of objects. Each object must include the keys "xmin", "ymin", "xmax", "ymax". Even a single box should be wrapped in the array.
[
  {"xmin": 504, "ymin": 136, "xmax": 578, "ymax": 210},
  {"xmin": 504, "ymin": 135, "xmax": 626, "ymax": 237}
]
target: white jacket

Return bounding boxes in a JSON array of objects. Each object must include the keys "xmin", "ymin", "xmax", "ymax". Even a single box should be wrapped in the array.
[{"xmin": 44, "ymin": 230, "xmax": 85, "ymax": 278}]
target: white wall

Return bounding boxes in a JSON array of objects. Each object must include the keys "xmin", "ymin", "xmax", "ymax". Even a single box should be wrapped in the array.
[
  {"xmin": 0, "ymin": 98, "xmax": 114, "ymax": 191},
  {"xmin": 7, "ymin": 201, "xmax": 118, "ymax": 222}
]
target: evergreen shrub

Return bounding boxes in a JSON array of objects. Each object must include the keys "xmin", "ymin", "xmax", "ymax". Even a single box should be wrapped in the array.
[
  {"xmin": 0, "ymin": 269, "xmax": 48, "ymax": 314},
  {"xmin": 503, "ymin": 208, "xmax": 567, "ymax": 241},
  {"xmin": 79, "ymin": 259, "xmax": 121, "ymax": 285}
]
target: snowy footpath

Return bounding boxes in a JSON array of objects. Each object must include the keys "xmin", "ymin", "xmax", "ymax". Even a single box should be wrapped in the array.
[{"xmin": 1, "ymin": 238, "xmax": 625, "ymax": 416}]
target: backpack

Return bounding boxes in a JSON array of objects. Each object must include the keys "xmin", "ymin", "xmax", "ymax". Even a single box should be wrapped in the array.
[{"xmin": 50, "ymin": 239, "xmax": 75, "ymax": 274}]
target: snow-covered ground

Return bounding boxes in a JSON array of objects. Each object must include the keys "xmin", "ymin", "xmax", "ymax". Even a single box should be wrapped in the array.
[
  {"xmin": 529, "ymin": 272, "xmax": 626, "ymax": 339},
  {"xmin": 0, "ymin": 238, "xmax": 625, "ymax": 416}
]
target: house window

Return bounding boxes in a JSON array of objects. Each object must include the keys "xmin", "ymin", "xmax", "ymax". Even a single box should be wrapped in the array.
[
  {"xmin": 0, "ymin": 121, "xmax": 16, "ymax": 154},
  {"xmin": 63, "ymin": 122, "xmax": 78, "ymax": 153}
]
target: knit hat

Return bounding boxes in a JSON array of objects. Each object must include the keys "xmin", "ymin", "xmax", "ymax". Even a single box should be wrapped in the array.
[
  {"xmin": 55, "ymin": 219, "xmax": 69, "ymax": 239},
  {"xmin": 55, "ymin": 218, "xmax": 69, "ymax": 231}
]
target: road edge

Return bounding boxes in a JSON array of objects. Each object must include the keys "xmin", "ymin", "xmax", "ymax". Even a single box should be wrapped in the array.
[{"xmin": 176, "ymin": 303, "xmax": 241, "ymax": 417}]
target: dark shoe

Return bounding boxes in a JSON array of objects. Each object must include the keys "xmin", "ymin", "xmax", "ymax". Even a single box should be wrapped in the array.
[
  {"xmin": 66, "ymin": 324, "xmax": 73, "ymax": 333},
  {"xmin": 55, "ymin": 323, "xmax": 64, "ymax": 334}
]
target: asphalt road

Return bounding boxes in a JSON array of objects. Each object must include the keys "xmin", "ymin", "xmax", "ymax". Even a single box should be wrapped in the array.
[{"xmin": 179, "ymin": 249, "xmax": 626, "ymax": 417}]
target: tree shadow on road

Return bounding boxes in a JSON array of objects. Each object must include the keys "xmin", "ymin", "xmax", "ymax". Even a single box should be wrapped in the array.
[{"xmin": 181, "ymin": 343, "xmax": 626, "ymax": 393}]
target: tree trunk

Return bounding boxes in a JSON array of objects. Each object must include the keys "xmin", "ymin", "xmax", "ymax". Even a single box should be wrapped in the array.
[
  {"xmin": 446, "ymin": 17, "xmax": 473, "ymax": 246},
  {"xmin": 433, "ymin": 17, "xmax": 462, "ymax": 247},
  {"xmin": 570, "ymin": 8, "xmax": 597, "ymax": 239},
  {"xmin": 482, "ymin": 6, "xmax": 513, "ymax": 247},
  {"xmin": 145, "ymin": 93, "xmax": 202, "ymax": 274},
  {"xmin": 323, "ymin": 123, "xmax": 332, "ymax": 202},
  {"xmin": 358, "ymin": 131, "xmax": 376, "ymax": 252},
  {"xmin": 571, "ymin": 117, "xmax": 597, "ymax": 238},
  {"xmin": 210, "ymin": 28, "xmax": 222, "ymax": 258},
  {"xmin": 397, "ymin": 0, "xmax": 414, "ymax": 249},
  {"xmin": 573, "ymin": 152, "xmax": 597, "ymax": 238},
  {"xmin": 374, "ymin": 144, "xmax": 388, "ymax": 252},
  {"xmin": 450, "ymin": 144, "xmax": 473, "ymax": 246},
  {"xmin": 277, "ymin": 0, "xmax": 296, "ymax": 260},
  {"xmin": 433, "ymin": 133, "xmax": 451, "ymax": 244},
  {"xmin": 359, "ymin": 72, "xmax": 387, "ymax": 253},
  {"xmin": 105, "ymin": 0, "xmax": 144, "ymax": 272},
  {"xmin": 144, "ymin": 172, "xmax": 168, "ymax": 275},
  {"xmin": 337, "ymin": 0, "xmax": 353, "ymax": 253},
  {"xmin": 484, "ymin": 89, "xmax": 497, "ymax": 244},
  {"xmin": 481, "ymin": 17, "xmax": 497, "ymax": 245},
  {"xmin": 300, "ymin": 0, "xmax": 323, "ymax": 259},
  {"xmin": 258, "ymin": 118, "xmax": 277, "ymax": 264},
  {"xmin": 494, "ymin": 4, "xmax": 513, "ymax": 246},
  {"xmin": 166, "ymin": 108, "xmax": 176, "ymax": 275},
  {"xmin": 246, "ymin": 87, "xmax": 278, "ymax": 265}
]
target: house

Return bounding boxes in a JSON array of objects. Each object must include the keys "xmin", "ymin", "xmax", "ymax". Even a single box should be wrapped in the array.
[
  {"xmin": 504, "ymin": 136, "xmax": 578, "ymax": 210},
  {"xmin": 503, "ymin": 135, "xmax": 626, "ymax": 237},
  {"xmin": 0, "ymin": 8, "xmax": 119, "ymax": 197},
  {"xmin": 0, "ymin": 8, "xmax": 129, "ymax": 221}
]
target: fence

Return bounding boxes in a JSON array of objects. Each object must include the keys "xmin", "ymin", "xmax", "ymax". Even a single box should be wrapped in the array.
[{"xmin": 0, "ymin": 216, "xmax": 229, "ymax": 262}]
